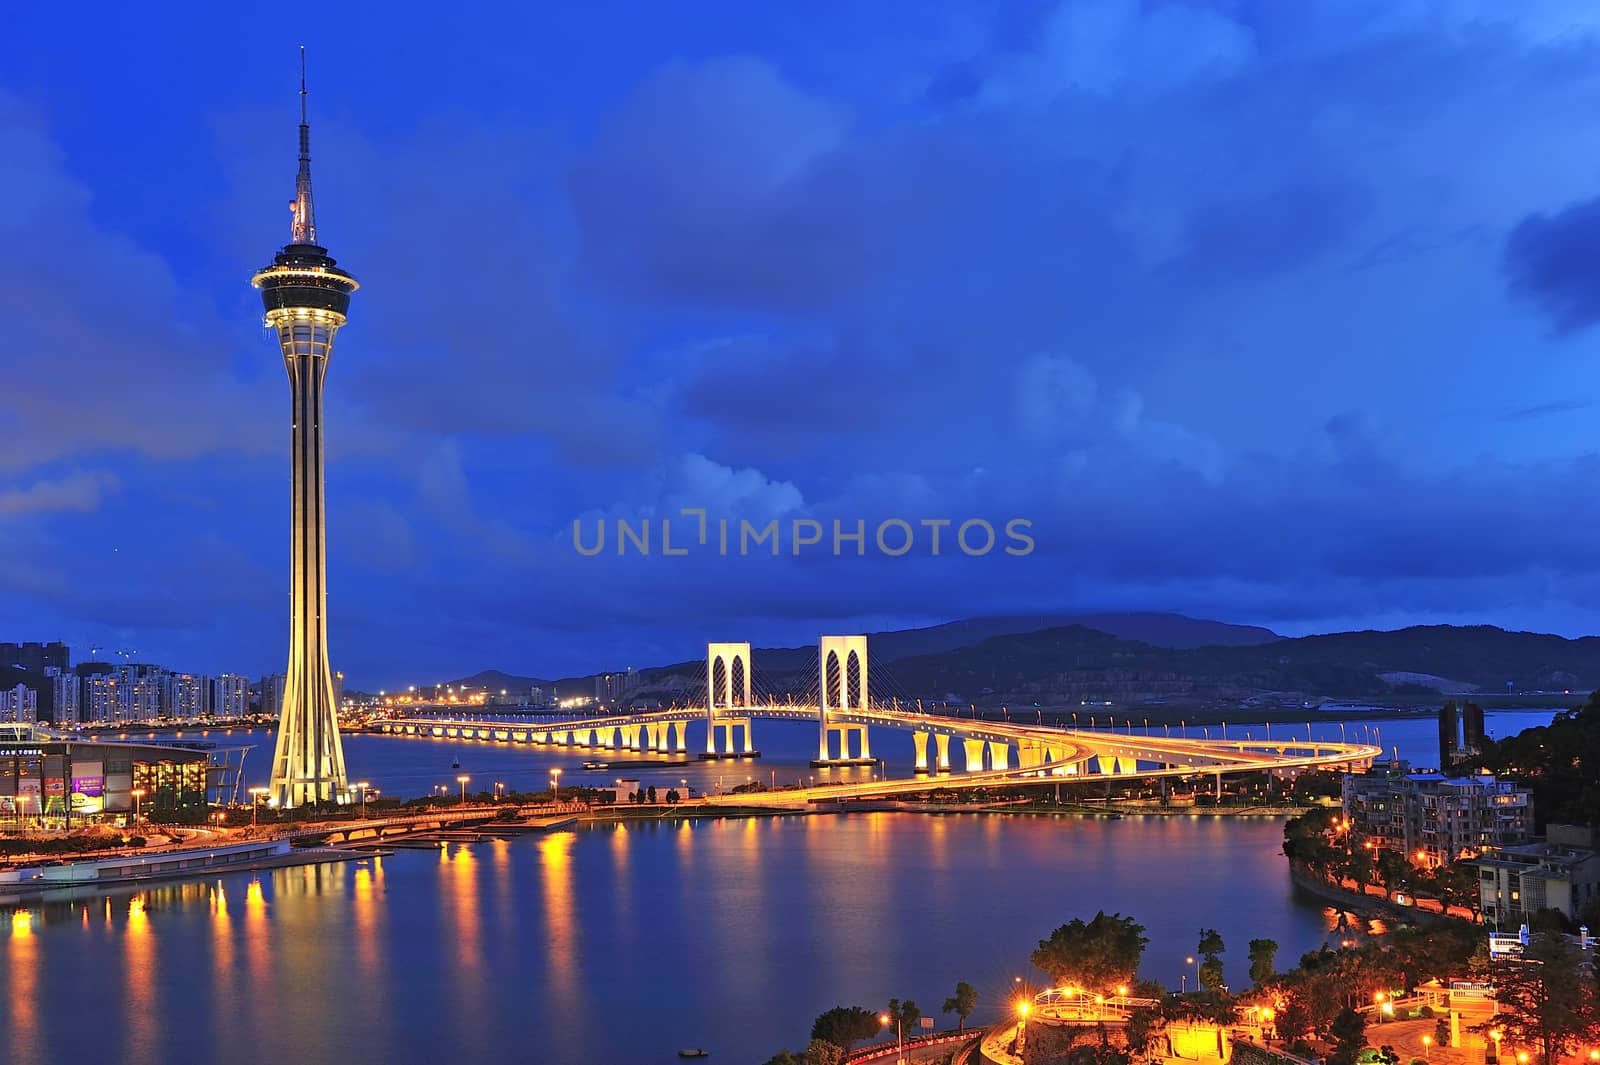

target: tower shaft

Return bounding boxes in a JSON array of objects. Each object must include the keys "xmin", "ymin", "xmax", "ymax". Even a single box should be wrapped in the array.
[{"xmin": 268, "ymin": 312, "xmax": 349, "ymax": 806}]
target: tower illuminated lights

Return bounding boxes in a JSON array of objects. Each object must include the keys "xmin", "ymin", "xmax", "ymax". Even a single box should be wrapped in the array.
[{"xmin": 252, "ymin": 50, "xmax": 356, "ymax": 808}]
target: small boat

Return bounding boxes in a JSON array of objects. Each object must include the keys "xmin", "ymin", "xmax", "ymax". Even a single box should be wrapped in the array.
[
  {"xmin": 451, "ymin": 758, "xmax": 461, "ymax": 769},
  {"xmin": 582, "ymin": 760, "xmax": 610, "ymax": 771},
  {"xmin": 677, "ymin": 1051, "xmax": 709, "ymax": 1059}
]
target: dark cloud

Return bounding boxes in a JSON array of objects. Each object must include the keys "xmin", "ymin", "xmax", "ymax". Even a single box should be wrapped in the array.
[{"xmin": 1504, "ymin": 195, "xmax": 1600, "ymax": 333}]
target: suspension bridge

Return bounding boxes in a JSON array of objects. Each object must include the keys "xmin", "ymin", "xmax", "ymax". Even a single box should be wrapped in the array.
[{"xmin": 372, "ymin": 638, "xmax": 1381, "ymax": 805}]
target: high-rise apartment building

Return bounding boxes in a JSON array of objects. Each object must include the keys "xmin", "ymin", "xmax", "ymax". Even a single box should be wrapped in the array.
[
  {"xmin": 82, "ymin": 673, "xmax": 118, "ymax": 724},
  {"xmin": 164, "ymin": 673, "xmax": 212, "ymax": 719},
  {"xmin": 213, "ymin": 674, "xmax": 249, "ymax": 718},
  {"xmin": 1342, "ymin": 763, "xmax": 1535, "ymax": 867},
  {"xmin": 47, "ymin": 667, "xmax": 79, "ymax": 725},
  {"xmin": 0, "ymin": 683, "xmax": 39, "ymax": 723}
]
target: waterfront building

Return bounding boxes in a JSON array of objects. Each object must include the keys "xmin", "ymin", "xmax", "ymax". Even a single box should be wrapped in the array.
[
  {"xmin": 46, "ymin": 667, "xmax": 79, "ymax": 725},
  {"xmin": 213, "ymin": 673, "xmax": 249, "ymax": 718},
  {"xmin": 1438, "ymin": 699, "xmax": 1486, "ymax": 767},
  {"xmin": 595, "ymin": 668, "xmax": 643, "ymax": 702},
  {"xmin": 114, "ymin": 667, "xmax": 165, "ymax": 724},
  {"xmin": 1342, "ymin": 762, "xmax": 1534, "ymax": 867},
  {"xmin": 260, "ymin": 673, "xmax": 287, "ymax": 717},
  {"xmin": 0, "ymin": 683, "xmax": 38, "ymax": 724},
  {"xmin": 163, "ymin": 673, "xmax": 212, "ymax": 719},
  {"xmin": 0, "ymin": 727, "xmax": 210, "ymax": 821},
  {"xmin": 1477, "ymin": 823, "xmax": 1600, "ymax": 924}
]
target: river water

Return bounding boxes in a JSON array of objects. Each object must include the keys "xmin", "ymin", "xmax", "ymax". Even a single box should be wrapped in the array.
[
  {"xmin": 1, "ymin": 710, "xmax": 1557, "ymax": 1065},
  {"xmin": 147, "ymin": 708, "xmax": 1562, "ymax": 799}
]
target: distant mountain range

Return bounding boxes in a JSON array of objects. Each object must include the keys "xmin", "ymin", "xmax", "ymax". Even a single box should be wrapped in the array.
[
  {"xmin": 883, "ymin": 623, "xmax": 1600, "ymax": 706},
  {"xmin": 441, "ymin": 614, "xmax": 1600, "ymax": 708}
]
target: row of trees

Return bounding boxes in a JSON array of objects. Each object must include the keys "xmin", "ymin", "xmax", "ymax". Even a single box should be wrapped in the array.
[
  {"xmin": 768, "ymin": 911, "xmax": 1599, "ymax": 1065},
  {"xmin": 760, "ymin": 982, "xmax": 983, "ymax": 1065},
  {"xmin": 1282, "ymin": 807, "xmax": 1480, "ymax": 915}
]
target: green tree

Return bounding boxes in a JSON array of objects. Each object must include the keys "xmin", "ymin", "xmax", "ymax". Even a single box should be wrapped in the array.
[
  {"xmin": 1125, "ymin": 1007, "xmax": 1159, "ymax": 1053},
  {"xmin": 810, "ymin": 1006, "xmax": 880, "ymax": 1052},
  {"xmin": 886, "ymin": 998, "xmax": 922, "ymax": 1032},
  {"xmin": 1031, "ymin": 911, "xmax": 1150, "ymax": 991},
  {"xmin": 942, "ymin": 981, "xmax": 980, "ymax": 1030},
  {"xmin": 1197, "ymin": 929, "xmax": 1226, "ymax": 993},
  {"xmin": 804, "ymin": 1041, "xmax": 842, "ymax": 1065},
  {"xmin": 1328, "ymin": 1006, "xmax": 1367, "ymax": 1065},
  {"xmin": 1248, "ymin": 938, "xmax": 1279, "ymax": 986},
  {"xmin": 1488, "ymin": 932, "xmax": 1598, "ymax": 1065},
  {"xmin": 1276, "ymin": 997, "xmax": 1312, "ymax": 1044}
]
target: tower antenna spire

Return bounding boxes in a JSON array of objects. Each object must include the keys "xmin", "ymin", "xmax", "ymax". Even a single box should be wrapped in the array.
[{"xmin": 291, "ymin": 45, "xmax": 316, "ymax": 245}]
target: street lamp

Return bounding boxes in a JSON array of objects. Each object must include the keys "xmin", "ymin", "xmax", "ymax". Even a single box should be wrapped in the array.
[
  {"xmin": 1187, "ymin": 956, "xmax": 1198, "ymax": 991},
  {"xmin": 1422, "ymin": 1035, "xmax": 1432, "ymax": 1062},
  {"xmin": 356, "ymin": 781, "xmax": 370, "ymax": 817},
  {"xmin": 248, "ymin": 786, "xmax": 268, "ymax": 828},
  {"xmin": 15, "ymin": 794, "xmax": 28, "ymax": 826},
  {"xmin": 1489, "ymin": 1030, "xmax": 1502, "ymax": 1064},
  {"xmin": 550, "ymin": 768, "xmax": 561, "ymax": 801},
  {"xmin": 457, "ymin": 775, "xmax": 470, "ymax": 805},
  {"xmin": 880, "ymin": 1012, "xmax": 904, "ymax": 1064},
  {"xmin": 131, "ymin": 787, "xmax": 146, "ymax": 823}
]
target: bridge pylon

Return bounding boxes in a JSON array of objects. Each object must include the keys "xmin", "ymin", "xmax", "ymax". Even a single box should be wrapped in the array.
[
  {"xmin": 812, "ymin": 635, "xmax": 875, "ymax": 767},
  {"xmin": 703, "ymin": 641, "xmax": 759, "ymax": 760}
]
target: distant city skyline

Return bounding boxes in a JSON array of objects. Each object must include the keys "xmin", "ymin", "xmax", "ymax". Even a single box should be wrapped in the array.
[{"xmin": 6, "ymin": 5, "xmax": 1600, "ymax": 687}]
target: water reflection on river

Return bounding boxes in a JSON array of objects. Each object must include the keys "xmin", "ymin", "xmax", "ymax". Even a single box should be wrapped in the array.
[{"xmin": 2, "ymin": 812, "xmax": 1369, "ymax": 1065}]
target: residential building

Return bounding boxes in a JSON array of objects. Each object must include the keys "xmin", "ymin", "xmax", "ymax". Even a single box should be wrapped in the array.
[
  {"xmin": 47, "ymin": 667, "xmax": 79, "ymax": 725},
  {"xmin": 213, "ymin": 674, "xmax": 249, "ymax": 718},
  {"xmin": 0, "ymin": 683, "xmax": 38, "ymax": 724},
  {"xmin": 260, "ymin": 674, "xmax": 287, "ymax": 717},
  {"xmin": 1478, "ymin": 824, "xmax": 1600, "ymax": 925},
  {"xmin": 1342, "ymin": 762, "xmax": 1535, "ymax": 867},
  {"xmin": 163, "ymin": 673, "xmax": 212, "ymax": 719},
  {"xmin": 81, "ymin": 674, "xmax": 118, "ymax": 725},
  {"xmin": 595, "ymin": 668, "xmax": 643, "ymax": 702},
  {"xmin": 113, "ymin": 667, "xmax": 164, "ymax": 724}
]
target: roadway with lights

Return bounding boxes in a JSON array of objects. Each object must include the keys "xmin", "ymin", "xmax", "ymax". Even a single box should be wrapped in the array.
[{"xmin": 373, "ymin": 702, "xmax": 1380, "ymax": 809}]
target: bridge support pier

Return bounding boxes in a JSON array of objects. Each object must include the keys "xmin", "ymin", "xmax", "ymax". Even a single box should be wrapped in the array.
[
  {"xmin": 596, "ymin": 727, "xmax": 615, "ymax": 749},
  {"xmin": 963, "ymin": 738, "xmax": 987, "ymax": 772},
  {"xmin": 912, "ymin": 731, "xmax": 929, "ymax": 773},
  {"xmin": 935, "ymin": 733, "xmax": 951, "ymax": 771},
  {"xmin": 672, "ymin": 720, "xmax": 687, "ymax": 753},
  {"xmin": 988, "ymin": 741, "xmax": 1010, "ymax": 771},
  {"xmin": 813, "ymin": 723, "xmax": 875, "ymax": 766},
  {"xmin": 702, "ymin": 719, "xmax": 759, "ymax": 760}
]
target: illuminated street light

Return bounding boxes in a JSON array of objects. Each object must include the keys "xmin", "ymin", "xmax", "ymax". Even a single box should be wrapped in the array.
[
  {"xmin": 880, "ymin": 1012, "xmax": 905, "ymax": 1065},
  {"xmin": 131, "ymin": 787, "xmax": 146, "ymax": 823},
  {"xmin": 1422, "ymin": 1035, "xmax": 1433, "ymax": 1062},
  {"xmin": 550, "ymin": 767, "xmax": 562, "ymax": 801},
  {"xmin": 456, "ymin": 775, "xmax": 470, "ymax": 804}
]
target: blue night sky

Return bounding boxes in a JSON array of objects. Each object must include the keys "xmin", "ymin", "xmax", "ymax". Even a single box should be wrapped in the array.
[{"xmin": 7, "ymin": 2, "xmax": 1600, "ymax": 688}]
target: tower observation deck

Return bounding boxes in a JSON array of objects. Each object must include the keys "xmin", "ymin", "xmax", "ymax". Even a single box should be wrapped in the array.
[{"xmin": 250, "ymin": 50, "xmax": 357, "ymax": 808}]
